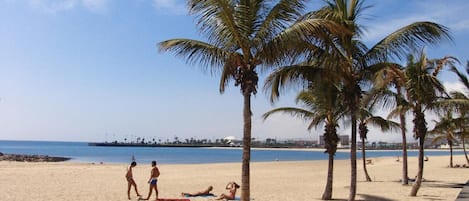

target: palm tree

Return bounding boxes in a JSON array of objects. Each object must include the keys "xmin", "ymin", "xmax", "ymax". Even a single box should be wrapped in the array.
[
  {"xmin": 373, "ymin": 65, "xmax": 412, "ymax": 184},
  {"xmin": 450, "ymin": 92, "xmax": 469, "ymax": 165},
  {"xmin": 357, "ymin": 104, "xmax": 399, "ymax": 181},
  {"xmin": 429, "ymin": 111, "xmax": 458, "ymax": 167},
  {"xmin": 448, "ymin": 62, "xmax": 469, "ymax": 164},
  {"xmin": 158, "ymin": 1, "xmax": 342, "ymax": 200},
  {"xmin": 263, "ymin": 79, "xmax": 345, "ymax": 200},
  {"xmin": 266, "ymin": 1, "xmax": 451, "ymax": 199},
  {"xmin": 402, "ymin": 51, "xmax": 457, "ymax": 196}
]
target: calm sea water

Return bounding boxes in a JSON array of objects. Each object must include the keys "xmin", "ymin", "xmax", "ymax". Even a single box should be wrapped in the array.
[{"xmin": 0, "ymin": 140, "xmax": 464, "ymax": 164}]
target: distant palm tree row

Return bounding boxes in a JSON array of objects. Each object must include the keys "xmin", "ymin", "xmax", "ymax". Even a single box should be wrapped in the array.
[{"xmin": 158, "ymin": 0, "xmax": 468, "ymax": 200}]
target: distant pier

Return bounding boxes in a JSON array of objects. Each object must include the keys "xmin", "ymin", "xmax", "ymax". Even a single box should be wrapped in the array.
[{"xmin": 88, "ymin": 142, "xmax": 225, "ymax": 148}]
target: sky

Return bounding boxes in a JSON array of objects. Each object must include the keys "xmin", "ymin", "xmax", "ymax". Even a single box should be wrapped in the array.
[{"xmin": 0, "ymin": 0, "xmax": 468, "ymax": 143}]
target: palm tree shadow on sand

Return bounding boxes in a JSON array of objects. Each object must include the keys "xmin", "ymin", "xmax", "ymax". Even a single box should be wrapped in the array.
[
  {"xmin": 356, "ymin": 194, "xmax": 396, "ymax": 201},
  {"xmin": 320, "ymin": 195, "xmax": 394, "ymax": 201},
  {"xmin": 392, "ymin": 179, "xmax": 466, "ymax": 189}
]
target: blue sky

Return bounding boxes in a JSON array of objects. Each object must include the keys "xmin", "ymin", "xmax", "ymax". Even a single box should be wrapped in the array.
[{"xmin": 0, "ymin": 0, "xmax": 468, "ymax": 143}]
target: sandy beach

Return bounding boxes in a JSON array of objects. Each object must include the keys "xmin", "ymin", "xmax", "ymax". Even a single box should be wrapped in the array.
[{"xmin": 0, "ymin": 155, "xmax": 467, "ymax": 201}]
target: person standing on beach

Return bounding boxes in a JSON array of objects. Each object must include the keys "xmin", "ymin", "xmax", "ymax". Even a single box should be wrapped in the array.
[
  {"xmin": 142, "ymin": 160, "xmax": 160, "ymax": 201},
  {"xmin": 126, "ymin": 161, "xmax": 141, "ymax": 200}
]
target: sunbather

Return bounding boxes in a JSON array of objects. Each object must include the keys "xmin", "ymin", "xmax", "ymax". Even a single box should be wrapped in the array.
[
  {"xmin": 216, "ymin": 182, "xmax": 239, "ymax": 200},
  {"xmin": 181, "ymin": 186, "xmax": 213, "ymax": 197}
]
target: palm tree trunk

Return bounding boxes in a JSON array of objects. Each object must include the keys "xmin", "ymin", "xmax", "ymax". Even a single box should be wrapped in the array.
[
  {"xmin": 241, "ymin": 91, "xmax": 252, "ymax": 201},
  {"xmin": 410, "ymin": 136, "xmax": 425, "ymax": 196},
  {"xmin": 361, "ymin": 137, "xmax": 372, "ymax": 181},
  {"xmin": 349, "ymin": 113, "xmax": 357, "ymax": 201},
  {"xmin": 449, "ymin": 141, "xmax": 453, "ymax": 168},
  {"xmin": 322, "ymin": 153, "xmax": 334, "ymax": 200},
  {"xmin": 410, "ymin": 108, "xmax": 426, "ymax": 196},
  {"xmin": 462, "ymin": 132, "xmax": 469, "ymax": 165},
  {"xmin": 400, "ymin": 113, "xmax": 409, "ymax": 185}
]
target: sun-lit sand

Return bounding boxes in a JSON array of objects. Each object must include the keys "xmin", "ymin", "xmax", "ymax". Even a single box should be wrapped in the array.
[{"xmin": 0, "ymin": 154, "xmax": 467, "ymax": 201}]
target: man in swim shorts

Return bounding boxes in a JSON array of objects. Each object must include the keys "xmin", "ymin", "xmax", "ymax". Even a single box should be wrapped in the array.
[{"xmin": 142, "ymin": 160, "xmax": 160, "ymax": 200}]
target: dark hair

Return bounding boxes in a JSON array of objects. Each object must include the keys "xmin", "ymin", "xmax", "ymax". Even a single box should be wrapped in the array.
[
  {"xmin": 131, "ymin": 161, "xmax": 137, "ymax": 166},
  {"xmin": 151, "ymin": 160, "xmax": 157, "ymax": 166},
  {"xmin": 233, "ymin": 182, "xmax": 240, "ymax": 188}
]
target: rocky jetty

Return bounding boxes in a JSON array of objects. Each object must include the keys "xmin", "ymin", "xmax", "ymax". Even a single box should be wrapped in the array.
[{"xmin": 0, "ymin": 153, "xmax": 70, "ymax": 162}]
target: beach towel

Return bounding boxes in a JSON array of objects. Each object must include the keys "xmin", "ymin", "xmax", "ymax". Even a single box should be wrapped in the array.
[
  {"xmin": 207, "ymin": 197, "xmax": 241, "ymax": 201},
  {"xmin": 207, "ymin": 197, "xmax": 251, "ymax": 201}
]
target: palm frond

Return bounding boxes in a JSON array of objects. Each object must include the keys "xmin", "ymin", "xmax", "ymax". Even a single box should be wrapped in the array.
[
  {"xmin": 158, "ymin": 39, "xmax": 231, "ymax": 73},
  {"xmin": 366, "ymin": 116, "xmax": 400, "ymax": 132},
  {"xmin": 188, "ymin": 0, "xmax": 241, "ymax": 48},
  {"xmin": 264, "ymin": 64, "xmax": 323, "ymax": 102},
  {"xmin": 450, "ymin": 64, "xmax": 469, "ymax": 90},
  {"xmin": 259, "ymin": 18, "xmax": 348, "ymax": 69},
  {"xmin": 262, "ymin": 107, "xmax": 314, "ymax": 121},
  {"xmin": 387, "ymin": 105, "xmax": 411, "ymax": 120},
  {"xmin": 367, "ymin": 21, "xmax": 452, "ymax": 62},
  {"xmin": 254, "ymin": 0, "xmax": 306, "ymax": 43}
]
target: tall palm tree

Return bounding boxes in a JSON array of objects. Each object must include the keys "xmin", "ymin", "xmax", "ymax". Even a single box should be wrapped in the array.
[
  {"xmin": 263, "ymin": 77, "xmax": 345, "ymax": 200},
  {"xmin": 402, "ymin": 51, "xmax": 457, "ymax": 196},
  {"xmin": 429, "ymin": 111, "xmax": 458, "ymax": 167},
  {"xmin": 373, "ymin": 65, "xmax": 412, "ymax": 184},
  {"xmin": 357, "ymin": 104, "xmax": 399, "ymax": 181},
  {"xmin": 266, "ymin": 1, "xmax": 451, "ymax": 199},
  {"xmin": 448, "ymin": 61, "xmax": 469, "ymax": 164},
  {"xmin": 450, "ymin": 91, "xmax": 469, "ymax": 165},
  {"xmin": 158, "ymin": 1, "xmax": 342, "ymax": 200}
]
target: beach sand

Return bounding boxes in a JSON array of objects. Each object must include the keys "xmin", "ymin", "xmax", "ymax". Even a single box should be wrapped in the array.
[{"xmin": 0, "ymin": 155, "xmax": 467, "ymax": 201}]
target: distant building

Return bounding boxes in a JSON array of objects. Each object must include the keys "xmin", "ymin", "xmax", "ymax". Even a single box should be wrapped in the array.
[
  {"xmin": 339, "ymin": 135, "xmax": 350, "ymax": 145},
  {"xmin": 424, "ymin": 137, "xmax": 447, "ymax": 148},
  {"xmin": 319, "ymin": 135, "xmax": 349, "ymax": 146}
]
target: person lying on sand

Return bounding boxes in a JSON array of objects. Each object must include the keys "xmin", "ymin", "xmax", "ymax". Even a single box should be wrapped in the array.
[
  {"xmin": 216, "ymin": 182, "xmax": 239, "ymax": 200},
  {"xmin": 181, "ymin": 185, "xmax": 213, "ymax": 197}
]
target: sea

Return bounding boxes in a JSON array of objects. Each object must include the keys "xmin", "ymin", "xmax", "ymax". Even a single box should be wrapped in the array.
[{"xmin": 0, "ymin": 140, "xmax": 465, "ymax": 164}]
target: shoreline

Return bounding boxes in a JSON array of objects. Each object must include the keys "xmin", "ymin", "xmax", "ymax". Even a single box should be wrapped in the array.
[
  {"xmin": 205, "ymin": 146, "xmax": 464, "ymax": 152},
  {"xmin": 1, "ymin": 147, "xmax": 465, "ymax": 165}
]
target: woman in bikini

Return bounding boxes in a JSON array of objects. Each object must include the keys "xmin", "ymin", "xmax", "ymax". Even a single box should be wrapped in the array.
[
  {"xmin": 125, "ymin": 161, "xmax": 141, "ymax": 200},
  {"xmin": 216, "ymin": 181, "xmax": 239, "ymax": 200}
]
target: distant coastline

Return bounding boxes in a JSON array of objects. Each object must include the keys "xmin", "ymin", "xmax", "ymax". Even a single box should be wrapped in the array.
[
  {"xmin": 87, "ymin": 142, "xmax": 306, "ymax": 149},
  {"xmin": 87, "ymin": 141, "xmax": 461, "ymax": 151},
  {"xmin": 88, "ymin": 142, "xmax": 216, "ymax": 148}
]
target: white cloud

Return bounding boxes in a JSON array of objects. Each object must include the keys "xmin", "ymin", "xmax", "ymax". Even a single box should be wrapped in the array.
[
  {"xmin": 81, "ymin": 0, "xmax": 108, "ymax": 12},
  {"xmin": 363, "ymin": 1, "xmax": 469, "ymax": 43},
  {"xmin": 29, "ymin": 0, "xmax": 77, "ymax": 14},
  {"xmin": 444, "ymin": 81, "xmax": 468, "ymax": 94},
  {"xmin": 27, "ymin": 0, "xmax": 108, "ymax": 14},
  {"xmin": 152, "ymin": 0, "xmax": 186, "ymax": 15}
]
